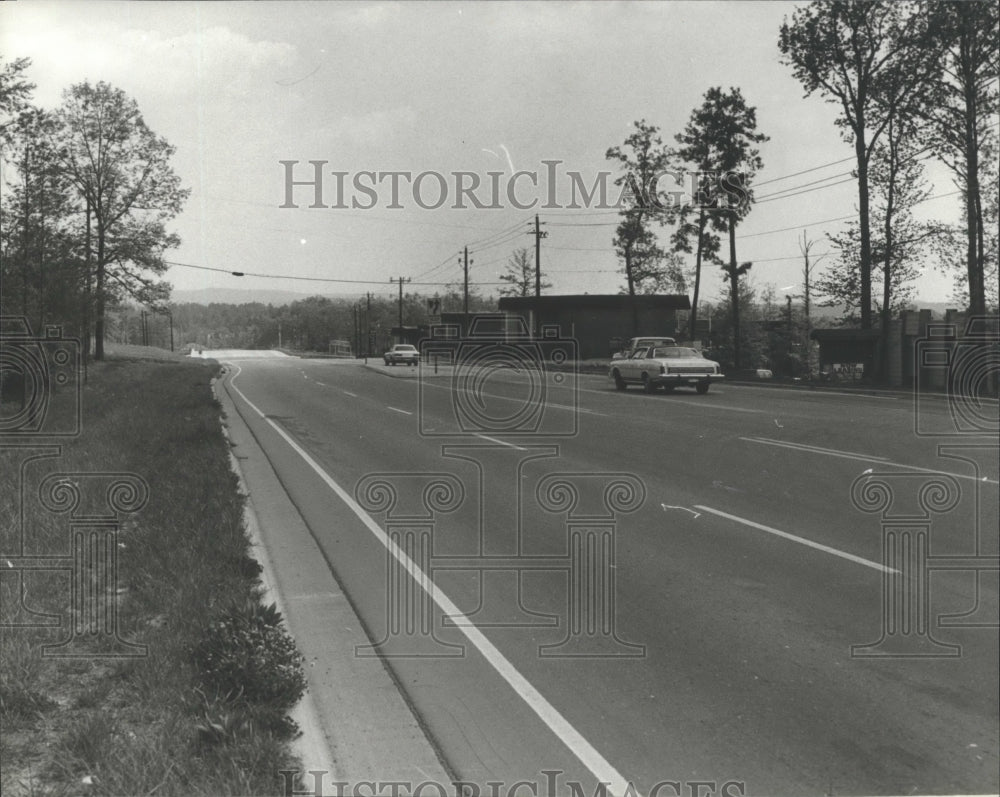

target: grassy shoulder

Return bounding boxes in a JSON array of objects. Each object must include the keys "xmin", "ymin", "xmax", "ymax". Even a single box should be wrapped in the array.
[{"xmin": 1, "ymin": 345, "xmax": 305, "ymax": 796}]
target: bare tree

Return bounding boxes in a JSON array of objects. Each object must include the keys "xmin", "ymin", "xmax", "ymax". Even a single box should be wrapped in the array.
[{"xmin": 499, "ymin": 247, "xmax": 550, "ymax": 298}]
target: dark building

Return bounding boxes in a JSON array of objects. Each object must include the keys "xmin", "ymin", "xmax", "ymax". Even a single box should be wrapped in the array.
[{"xmin": 497, "ymin": 294, "xmax": 690, "ymax": 359}]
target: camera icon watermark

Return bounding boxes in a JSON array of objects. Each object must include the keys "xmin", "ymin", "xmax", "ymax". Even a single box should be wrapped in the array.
[
  {"xmin": 0, "ymin": 316, "xmax": 82, "ymax": 438},
  {"xmin": 418, "ymin": 316, "xmax": 579, "ymax": 438},
  {"xmin": 914, "ymin": 315, "xmax": 1000, "ymax": 438}
]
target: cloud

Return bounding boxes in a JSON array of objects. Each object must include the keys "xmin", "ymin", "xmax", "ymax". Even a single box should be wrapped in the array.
[{"xmin": 6, "ymin": 15, "xmax": 297, "ymax": 107}]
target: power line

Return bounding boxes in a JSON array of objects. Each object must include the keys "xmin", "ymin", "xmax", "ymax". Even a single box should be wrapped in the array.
[
  {"xmin": 164, "ymin": 260, "xmax": 505, "ymax": 287},
  {"xmin": 752, "ymin": 155, "xmax": 856, "ymax": 187}
]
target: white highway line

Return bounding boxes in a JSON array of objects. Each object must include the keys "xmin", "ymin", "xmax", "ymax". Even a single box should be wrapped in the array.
[
  {"xmin": 342, "ymin": 391, "xmax": 358, "ymax": 397},
  {"xmin": 693, "ymin": 505, "xmax": 897, "ymax": 574},
  {"xmin": 225, "ymin": 365, "xmax": 640, "ymax": 795},
  {"xmin": 474, "ymin": 433, "xmax": 528, "ymax": 451},
  {"xmin": 387, "ymin": 406, "xmax": 413, "ymax": 416},
  {"xmin": 743, "ymin": 436, "xmax": 999, "ymax": 485}
]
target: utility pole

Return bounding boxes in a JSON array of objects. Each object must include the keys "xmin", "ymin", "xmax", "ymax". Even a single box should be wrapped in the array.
[
  {"xmin": 529, "ymin": 214, "xmax": 548, "ymax": 297},
  {"xmin": 390, "ymin": 276, "xmax": 411, "ymax": 336},
  {"xmin": 366, "ymin": 291, "xmax": 372, "ymax": 360},
  {"xmin": 462, "ymin": 247, "xmax": 470, "ymax": 317}
]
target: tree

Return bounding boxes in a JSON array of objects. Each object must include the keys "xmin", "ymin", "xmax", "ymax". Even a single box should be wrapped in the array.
[
  {"xmin": 921, "ymin": 1, "xmax": 999, "ymax": 315},
  {"xmin": 50, "ymin": 81, "xmax": 188, "ymax": 359},
  {"xmin": 815, "ymin": 119, "xmax": 939, "ymax": 336},
  {"xmin": 674, "ymin": 87, "xmax": 768, "ymax": 369},
  {"xmin": 779, "ymin": 2, "xmax": 941, "ymax": 331},
  {"xmin": 0, "ymin": 56, "xmax": 35, "ymax": 143},
  {"xmin": 632, "ymin": 251, "xmax": 690, "ymax": 296},
  {"xmin": 606, "ymin": 119, "xmax": 673, "ymax": 327},
  {"xmin": 499, "ymin": 247, "xmax": 550, "ymax": 298}
]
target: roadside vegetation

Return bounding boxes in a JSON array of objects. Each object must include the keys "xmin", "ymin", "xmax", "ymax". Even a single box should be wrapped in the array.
[{"xmin": 0, "ymin": 346, "xmax": 305, "ymax": 796}]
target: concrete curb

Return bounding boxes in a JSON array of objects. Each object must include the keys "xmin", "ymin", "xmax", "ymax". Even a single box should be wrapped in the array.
[
  {"xmin": 212, "ymin": 371, "xmax": 453, "ymax": 787},
  {"xmin": 212, "ymin": 376, "xmax": 340, "ymax": 782}
]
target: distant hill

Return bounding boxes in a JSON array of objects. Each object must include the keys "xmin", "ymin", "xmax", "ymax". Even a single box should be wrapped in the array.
[{"xmin": 169, "ymin": 288, "xmax": 364, "ymax": 306}]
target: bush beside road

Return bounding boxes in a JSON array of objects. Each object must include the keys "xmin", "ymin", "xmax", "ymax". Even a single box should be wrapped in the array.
[{"xmin": 0, "ymin": 346, "xmax": 305, "ymax": 796}]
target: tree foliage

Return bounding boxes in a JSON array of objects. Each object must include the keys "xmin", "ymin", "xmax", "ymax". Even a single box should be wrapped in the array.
[
  {"xmin": 605, "ymin": 120, "xmax": 673, "ymax": 304},
  {"xmin": 920, "ymin": 1, "xmax": 999, "ymax": 315},
  {"xmin": 50, "ymin": 81, "xmax": 189, "ymax": 359},
  {"xmin": 779, "ymin": 1, "xmax": 940, "ymax": 331}
]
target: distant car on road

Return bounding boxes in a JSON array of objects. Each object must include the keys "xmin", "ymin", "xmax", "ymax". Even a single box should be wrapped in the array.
[
  {"xmin": 610, "ymin": 345, "xmax": 723, "ymax": 394},
  {"xmin": 383, "ymin": 344, "xmax": 419, "ymax": 366},
  {"xmin": 611, "ymin": 336, "xmax": 677, "ymax": 360}
]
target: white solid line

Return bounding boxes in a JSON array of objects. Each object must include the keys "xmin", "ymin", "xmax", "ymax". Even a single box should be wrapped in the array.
[
  {"xmin": 693, "ymin": 505, "xmax": 897, "ymax": 574},
  {"xmin": 343, "ymin": 391, "xmax": 358, "ymax": 397},
  {"xmin": 225, "ymin": 365, "xmax": 639, "ymax": 795},
  {"xmin": 742, "ymin": 436, "xmax": 890, "ymax": 462},
  {"xmin": 474, "ymin": 433, "xmax": 528, "ymax": 451},
  {"xmin": 387, "ymin": 406, "xmax": 413, "ymax": 415},
  {"xmin": 742, "ymin": 436, "xmax": 999, "ymax": 485}
]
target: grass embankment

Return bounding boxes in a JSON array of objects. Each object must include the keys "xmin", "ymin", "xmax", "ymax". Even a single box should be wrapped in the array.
[{"xmin": 1, "ymin": 345, "xmax": 305, "ymax": 796}]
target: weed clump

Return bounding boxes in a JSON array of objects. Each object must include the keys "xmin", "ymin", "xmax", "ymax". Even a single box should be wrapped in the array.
[{"xmin": 191, "ymin": 598, "xmax": 306, "ymax": 729}]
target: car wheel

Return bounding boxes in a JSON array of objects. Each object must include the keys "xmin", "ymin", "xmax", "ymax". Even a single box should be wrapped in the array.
[
  {"xmin": 612, "ymin": 370, "xmax": 627, "ymax": 391},
  {"xmin": 642, "ymin": 374, "xmax": 656, "ymax": 393},
  {"xmin": 696, "ymin": 382, "xmax": 710, "ymax": 394}
]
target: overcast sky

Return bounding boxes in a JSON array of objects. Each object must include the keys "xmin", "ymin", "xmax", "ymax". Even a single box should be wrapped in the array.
[{"xmin": 2, "ymin": 1, "xmax": 961, "ymax": 305}]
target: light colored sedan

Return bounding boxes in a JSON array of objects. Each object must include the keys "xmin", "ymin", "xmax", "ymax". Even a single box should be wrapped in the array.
[
  {"xmin": 383, "ymin": 344, "xmax": 419, "ymax": 366},
  {"xmin": 609, "ymin": 346, "xmax": 724, "ymax": 394}
]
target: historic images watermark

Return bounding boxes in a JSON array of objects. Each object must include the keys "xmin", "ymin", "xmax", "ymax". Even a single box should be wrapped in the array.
[
  {"xmin": 280, "ymin": 770, "xmax": 747, "ymax": 797},
  {"xmin": 278, "ymin": 160, "xmax": 752, "ymax": 212},
  {"xmin": 0, "ymin": 316, "xmax": 147, "ymax": 658},
  {"xmin": 354, "ymin": 319, "xmax": 646, "ymax": 659},
  {"xmin": 851, "ymin": 316, "xmax": 999, "ymax": 658}
]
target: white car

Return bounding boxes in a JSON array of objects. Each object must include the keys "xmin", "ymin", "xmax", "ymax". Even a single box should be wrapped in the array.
[
  {"xmin": 610, "ymin": 346, "xmax": 724, "ymax": 394},
  {"xmin": 383, "ymin": 344, "xmax": 419, "ymax": 366}
]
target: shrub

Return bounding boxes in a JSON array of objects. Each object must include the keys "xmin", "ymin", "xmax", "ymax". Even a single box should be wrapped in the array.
[{"xmin": 191, "ymin": 600, "xmax": 306, "ymax": 711}]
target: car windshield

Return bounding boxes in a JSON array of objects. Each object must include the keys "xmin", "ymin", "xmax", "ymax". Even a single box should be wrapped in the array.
[
  {"xmin": 652, "ymin": 347, "xmax": 700, "ymax": 358},
  {"xmin": 394, "ymin": 345, "xmax": 416, "ymax": 351}
]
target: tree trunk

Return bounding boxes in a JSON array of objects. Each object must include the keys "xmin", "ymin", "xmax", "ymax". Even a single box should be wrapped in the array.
[
  {"xmin": 964, "ymin": 73, "xmax": 984, "ymax": 315},
  {"xmin": 729, "ymin": 220, "xmax": 740, "ymax": 371},
  {"xmin": 687, "ymin": 207, "xmax": 706, "ymax": 342},
  {"xmin": 856, "ymin": 130, "xmax": 873, "ymax": 331},
  {"xmin": 95, "ymin": 224, "xmax": 105, "ymax": 361}
]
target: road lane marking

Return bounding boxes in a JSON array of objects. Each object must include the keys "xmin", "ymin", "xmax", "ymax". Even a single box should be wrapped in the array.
[
  {"xmin": 474, "ymin": 433, "xmax": 528, "ymax": 451},
  {"xmin": 225, "ymin": 364, "xmax": 638, "ymax": 795},
  {"xmin": 420, "ymin": 381, "xmax": 606, "ymax": 416},
  {"xmin": 742, "ymin": 436, "xmax": 890, "ymax": 462},
  {"xmin": 693, "ymin": 505, "xmax": 898, "ymax": 574},
  {"xmin": 387, "ymin": 406, "xmax": 413, "ymax": 415},
  {"xmin": 742, "ymin": 436, "xmax": 998, "ymax": 485},
  {"xmin": 342, "ymin": 391, "xmax": 358, "ymax": 397}
]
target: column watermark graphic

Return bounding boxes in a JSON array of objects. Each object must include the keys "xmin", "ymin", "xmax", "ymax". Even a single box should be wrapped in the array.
[
  {"xmin": 851, "ymin": 314, "xmax": 1000, "ymax": 659},
  {"xmin": 355, "ymin": 318, "xmax": 647, "ymax": 659},
  {"xmin": 1, "ymin": 316, "xmax": 148, "ymax": 659}
]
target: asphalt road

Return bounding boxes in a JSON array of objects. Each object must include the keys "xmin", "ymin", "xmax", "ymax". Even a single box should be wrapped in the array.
[{"xmin": 218, "ymin": 354, "xmax": 998, "ymax": 796}]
